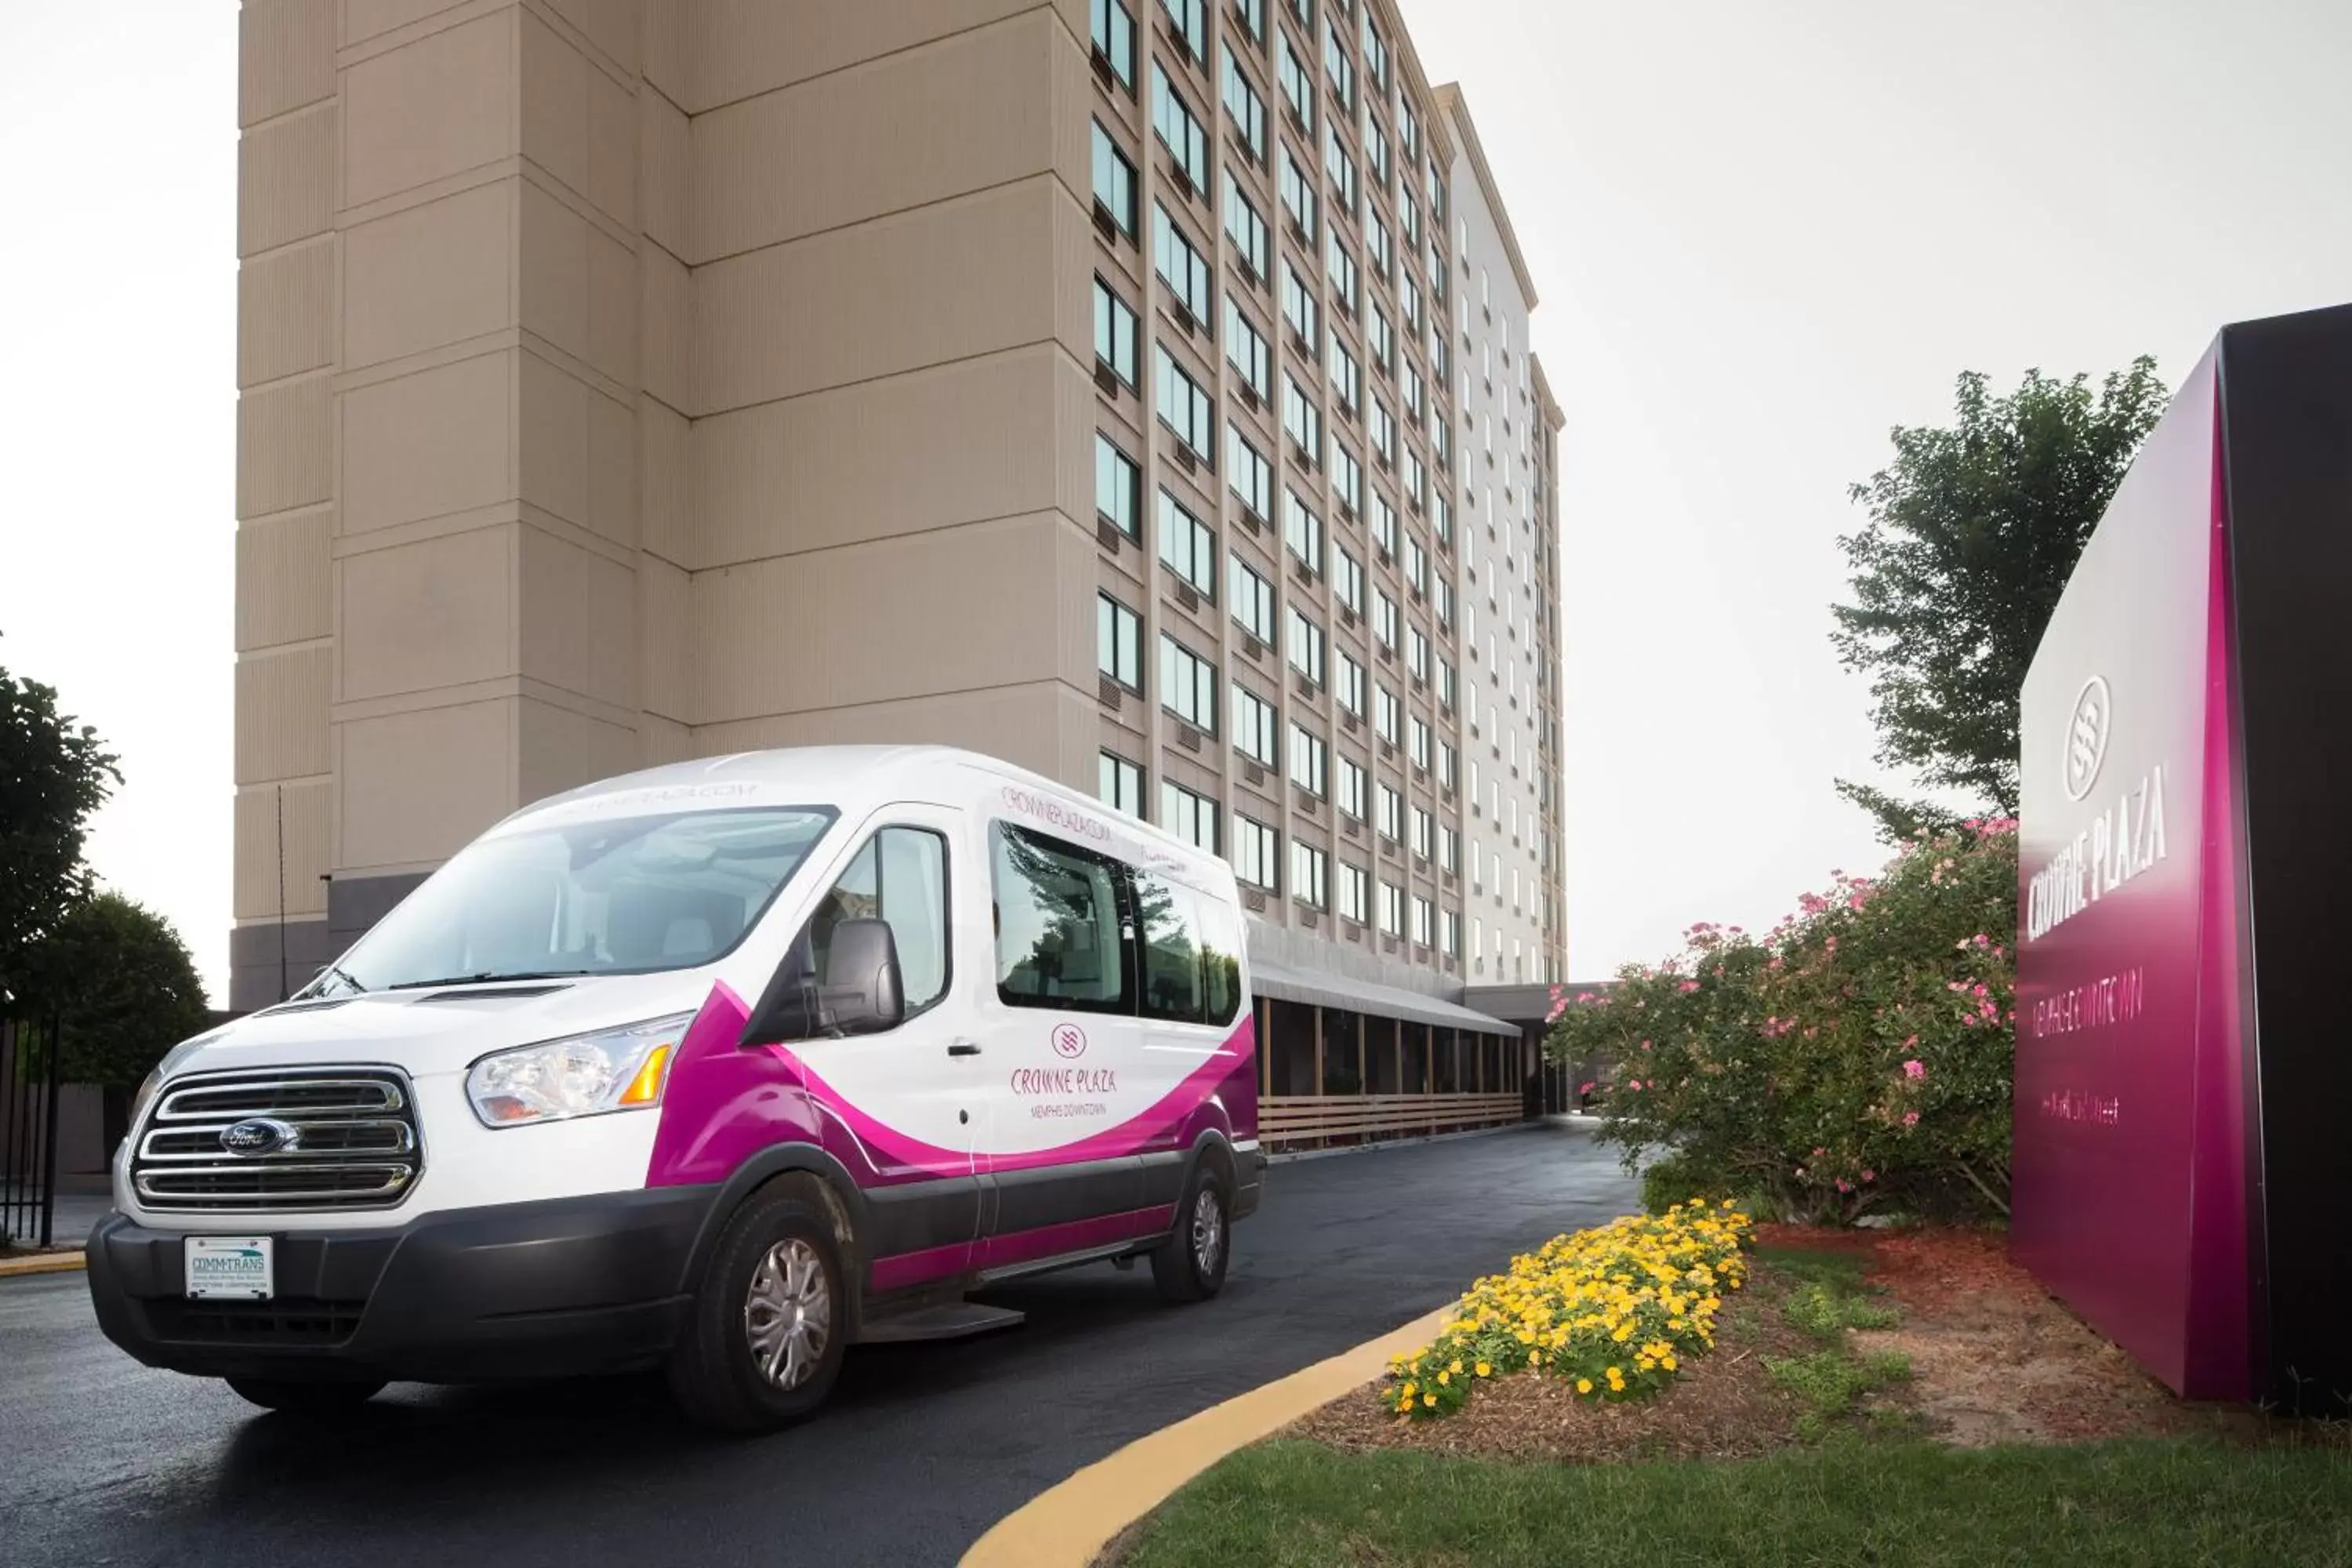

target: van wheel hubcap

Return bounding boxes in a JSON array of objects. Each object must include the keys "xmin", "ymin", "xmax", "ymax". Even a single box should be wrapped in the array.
[
  {"xmin": 744, "ymin": 1238, "xmax": 831, "ymax": 1392},
  {"xmin": 1192, "ymin": 1189, "xmax": 1225, "ymax": 1276}
]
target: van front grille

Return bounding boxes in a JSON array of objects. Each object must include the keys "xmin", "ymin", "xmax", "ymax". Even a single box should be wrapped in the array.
[{"xmin": 131, "ymin": 1069, "xmax": 423, "ymax": 1213}]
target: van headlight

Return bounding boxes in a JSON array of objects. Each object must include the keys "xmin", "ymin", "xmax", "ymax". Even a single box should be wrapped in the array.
[
  {"xmin": 465, "ymin": 1013, "xmax": 695, "ymax": 1128},
  {"xmin": 129, "ymin": 1032, "xmax": 226, "ymax": 1132}
]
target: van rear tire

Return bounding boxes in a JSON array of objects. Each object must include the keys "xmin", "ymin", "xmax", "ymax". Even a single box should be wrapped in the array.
[
  {"xmin": 1150, "ymin": 1163, "xmax": 1230, "ymax": 1304},
  {"xmin": 225, "ymin": 1377, "xmax": 385, "ymax": 1414},
  {"xmin": 667, "ymin": 1175, "xmax": 849, "ymax": 1434}
]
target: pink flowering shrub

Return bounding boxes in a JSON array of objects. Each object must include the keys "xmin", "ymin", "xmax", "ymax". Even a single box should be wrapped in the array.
[{"xmin": 1550, "ymin": 819, "xmax": 2018, "ymax": 1224}]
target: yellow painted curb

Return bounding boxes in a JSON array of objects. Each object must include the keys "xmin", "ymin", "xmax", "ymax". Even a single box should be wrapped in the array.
[
  {"xmin": 961, "ymin": 1304, "xmax": 1452, "ymax": 1568},
  {"xmin": 0, "ymin": 1250, "xmax": 85, "ymax": 1278}
]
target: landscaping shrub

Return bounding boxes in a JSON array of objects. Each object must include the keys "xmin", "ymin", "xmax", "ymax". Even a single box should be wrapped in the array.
[
  {"xmin": 1381, "ymin": 1202, "xmax": 1752, "ymax": 1420},
  {"xmin": 1549, "ymin": 820, "xmax": 2017, "ymax": 1224}
]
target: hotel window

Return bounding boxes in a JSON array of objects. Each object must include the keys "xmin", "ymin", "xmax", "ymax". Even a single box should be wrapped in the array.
[
  {"xmin": 1361, "ymin": 10, "xmax": 1388, "ymax": 89},
  {"xmin": 1098, "ymin": 593, "xmax": 1143, "ymax": 691},
  {"xmin": 1091, "ymin": 123, "xmax": 1138, "ymax": 237},
  {"xmin": 1441, "ymin": 908, "xmax": 1461, "ymax": 957},
  {"xmin": 1376, "ymin": 782, "xmax": 1402, "ymax": 840},
  {"xmin": 1099, "ymin": 751, "xmax": 1145, "ymax": 816},
  {"xmin": 1369, "ymin": 307, "xmax": 1392, "ymax": 375},
  {"xmin": 1096, "ymin": 433, "xmax": 1140, "ymax": 539},
  {"xmin": 1432, "ymin": 491, "xmax": 1450, "ymax": 546},
  {"xmin": 1229, "ymin": 552, "xmax": 1276, "ymax": 644},
  {"xmin": 1428, "ymin": 239, "xmax": 1447, "ymax": 305},
  {"xmin": 1233, "ymin": 681, "xmax": 1278, "ymax": 765},
  {"xmin": 1283, "ymin": 486, "xmax": 1322, "ymax": 573},
  {"xmin": 1437, "ymin": 658, "xmax": 1456, "ymax": 710},
  {"xmin": 1336, "ymin": 650, "xmax": 1366, "ymax": 717},
  {"xmin": 1472, "ymin": 916, "xmax": 1482, "ymax": 966},
  {"xmin": 1233, "ymin": 0, "xmax": 1265, "ymax": 42},
  {"xmin": 1091, "ymin": 0, "xmax": 1136, "ymax": 92},
  {"xmin": 1401, "ymin": 274, "xmax": 1421, "ymax": 335},
  {"xmin": 1438, "ymin": 739, "xmax": 1456, "ymax": 789},
  {"xmin": 1290, "ymin": 840, "xmax": 1329, "ymax": 907},
  {"xmin": 1158, "ymin": 489, "xmax": 1216, "ymax": 599},
  {"xmin": 1163, "ymin": 0, "xmax": 1207, "ymax": 60},
  {"xmin": 1286, "ymin": 605, "xmax": 1327, "ymax": 686},
  {"xmin": 1367, "ymin": 210, "xmax": 1391, "ymax": 280},
  {"xmin": 1151, "ymin": 67, "xmax": 1208, "ymax": 191},
  {"xmin": 1433, "ymin": 577, "xmax": 1452, "ymax": 628},
  {"xmin": 1287, "ymin": 0, "xmax": 1312, "ymax": 27},
  {"xmin": 1410, "ymin": 804, "xmax": 1432, "ymax": 860},
  {"xmin": 1162, "ymin": 779, "xmax": 1220, "ymax": 854},
  {"xmin": 1399, "ymin": 187, "xmax": 1421, "ymax": 248},
  {"xmin": 1288, "ymin": 722, "xmax": 1328, "ymax": 797},
  {"xmin": 1324, "ymin": 129, "xmax": 1357, "ymax": 224},
  {"xmin": 1221, "ymin": 47, "xmax": 1266, "ymax": 162},
  {"xmin": 1160, "ymin": 633, "xmax": 1218, "ymax": 731},
  {"xmin": 1399, "ymin": 96, "xmax": 1418, "ymax": 160},
  {"xmin": 1404, "ymin": 535, "xmax": 1426, "ymax": 595},
  {"xmin": 1374, "ymin": 590, "xmax": 1397, "ymax": 650},
  {"xmin": 1227, "ymin": 424, "xmax": 1272, "ymax": 519},
  {"xmin": 1404, "ymin": 449, "xmax": 1425, "ymax": 507},
  {"xmin": 1408, "ymin": 713, "xmax": 1429, "ymax": 770},
  {"xmin": 1410, "ymin": 895, "xmax": 1432, "ymax": 948},
  {"xmin": 1225, "ymin": 299, "xmax": 1270, "ymax": 402},
  {"xmin": 1279, "ymin": 150, "xmax": 1316, "ymax": 244},
  {"xmin": 1377, "ymin": 879, "xmax": 1403, "ymax": 936},
  {"xmin": 1223, "ymin": 176, "xmax": 1269, "ymax": 280},
  {"xmin": 1334, "ymin": 546, "xmax": 1364, "ymax": 616},
  {"xmin": 1094, "ymin": 278, "xmax": 1138, "ymax": 387},
  {"xmin": 1338, "ymin": 860, "xmax": 1369, "ymax": 924},
  {"xmin": 1370, "ymin": 492, "xmax": 1396, "ymax": 556},
  {"xmin": 1155, "ymin": 346, "xmax": 1214, "ymax": 467},
  {"xmin": 1331, "ymin": 440, "xmax": 1362, "ymax": 517},
  {"xmin": 1439, "ymin": 824, "xmax": 1458, "ymax": 873},
  {"xmin": 1471, "ymin": 837, "xmax": 1483, "ymax": 890},
  {"xmin": 1280, "ymin": 260, "xmax": 1319, "ymax": 350},
  {"xmin": 1281, "ymin": 375, "xmax": 1321, "ymax": 465},
  {"xmin": 1153, "ymin": 205, "xmax": 1214, "ymax": 328},
  {"xmin": 1374, "ymin": 684, "xmax": 1399, "ymax": 743},
  {"xmin": 1323, "ymin": 18, "xmax": 1355, "ymax": 113},
  {"xmin": 1402, "ymin": 359, "xmax": 1423, "ymax": 419},
  {"xmin": 1338, "ymin": 755, "xmax": 1367, "ymax": 818},
  {"xmin": 1232, "ymin": 815, "xmax": 1279, "ymax": 892},
  {"xmin": 1366, "ymin": 114, "xmax": 1390, "ymax": 194},
  {"xmin": 1276, "ymin": 32, "xmax": 1313, "ymax": 135},
  {"xmin": 1427, "ymin": 158, "xmax": 1445, "ymax": 223},
  {"xmin": 1327, "ymin": 332, "xmax": 1360, "ymax": 413}
]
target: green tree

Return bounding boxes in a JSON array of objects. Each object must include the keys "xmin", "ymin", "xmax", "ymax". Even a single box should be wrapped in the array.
[
  {"xmin": 1831, "ymin": 358, "xmax": 2169, "ymax": 839},
  {"xmin": 35, "ymin": 893, "xmax": 211, "ymax": 1087},
  {"xmin": 0, "ymin": 641, "xmax": 122, "ymax": 993}
]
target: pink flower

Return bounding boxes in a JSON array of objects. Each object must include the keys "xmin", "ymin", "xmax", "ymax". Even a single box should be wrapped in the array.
[
  {"xmin": 1794, "ymin": 1166, "xmax": 1806, "ymax": 1178},
  {"xmin": 1579, "ymin": 1081, "xmax": 1595, "ymax": 1094},
  {"xmin": 1642, "ymin": 1040, "xmax": 1653, "ymax": 1051},
  {"xmin": 1811, "ymin": 1147, "xmax": 1826, "ymax": 1158},
  {"xmin": 1904, "ymin": 1060, "xmax": 1926, "ymax": 1080},
  {"xmin": 1835, "ymin": 1179, "xmax": 1853, "ymax": 1193},
  {"xmin": 1679, "ymin": 980, "xmax": 1699, "ymax": 993},
  {"xmin": 1903, "ymin": 1035, "xmax": 1918, "ymax": 1048},
  {"xmin": 1903, "ymin": 1111, "xmax": 1920, "ymax": 1127},
  {"xmin": 1861, "ymin": 1170, "xmax": 1875, "ymax": 1182},
  {"xmin": 1626, "ymin": 1080, "xmax": 1642, "ymax": 1091}
]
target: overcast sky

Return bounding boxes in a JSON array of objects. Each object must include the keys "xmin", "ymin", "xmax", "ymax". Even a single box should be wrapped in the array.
[{"xmin": 2, "ymin": 2, "xmax": 2347, "ymax": 1007}]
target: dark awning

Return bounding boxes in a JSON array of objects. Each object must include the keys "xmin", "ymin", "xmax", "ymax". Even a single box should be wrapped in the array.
[{"xmin": 1248, "ymin": 959, "xmax": 1523, "ymax": 1037}]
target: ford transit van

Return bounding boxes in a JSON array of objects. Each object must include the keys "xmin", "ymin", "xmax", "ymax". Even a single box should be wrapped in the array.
[{"xmin": 87, "ymin": 746, "xmax": 1262, "ymax": 1431}]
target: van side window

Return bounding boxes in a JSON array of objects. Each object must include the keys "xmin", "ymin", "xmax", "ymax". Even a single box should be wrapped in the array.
[
  {"xmin": 808, "ymin": 826, "xmax": 951, "ymax": 1017},
  {"xmin": 1135, "ymin": 871, "xmax": 1244, "ymax": 1026},
  {"xmin": 991, "ymin": 822, "xmax": 1131, "ymax": 1013}
]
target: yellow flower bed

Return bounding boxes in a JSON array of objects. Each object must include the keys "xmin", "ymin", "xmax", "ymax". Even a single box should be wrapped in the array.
[{"xmin": 1384, "ymin": 1200, "xmax": 1752, "ymax": 1419}]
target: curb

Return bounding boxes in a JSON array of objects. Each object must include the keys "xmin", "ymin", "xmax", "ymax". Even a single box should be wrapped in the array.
[
  {"xmin": 0, "ymin": 1250, "xmax": 85, "ymax": 1279},
  {"xmin": 1265, "ymin": 1119, "xmax": 1538, "ymax": 1166},
  {"xmin": 960, "ymin": 1304, "xmax": 1451, "ymax": 1568}
]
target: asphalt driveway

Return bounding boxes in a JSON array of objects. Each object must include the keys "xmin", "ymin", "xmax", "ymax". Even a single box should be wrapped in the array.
[{"xmin": 0, "ymin": 1121, "xmax": 1636, "ymax": 1567}]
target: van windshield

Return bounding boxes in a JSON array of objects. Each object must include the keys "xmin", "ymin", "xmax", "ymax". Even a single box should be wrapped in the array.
[{"xmin": 310, "ymin": 806, "xmax": 837, "ymax": 993}]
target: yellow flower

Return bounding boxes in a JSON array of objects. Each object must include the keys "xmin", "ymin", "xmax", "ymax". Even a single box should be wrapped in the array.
[
  {"xmin": 1424, "ymin": 1393, "xmax": 1436, "ymax": 1407},
  {"xmin": 1437, "ymin": 1370, "xmax": 1450, "ymax": 1386},
  {"xmin": 1475, "ymin": 1362, "xmax": 1492, "ymax": 1377},
  {"xmin": 1576, "ymin": 1377, "xmax": 1593, "ymax": 1394}
]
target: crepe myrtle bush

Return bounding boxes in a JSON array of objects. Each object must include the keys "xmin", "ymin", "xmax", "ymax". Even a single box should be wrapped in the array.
[{"xmin": 1549, "ymin": 820, "xmax": 2019, "ymax": 1225}]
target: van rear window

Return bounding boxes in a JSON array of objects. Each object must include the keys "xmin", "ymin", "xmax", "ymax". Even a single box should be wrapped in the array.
[{"xmin": 991, "ymin": 823, "xmax": 1132, "ymax": 1013}]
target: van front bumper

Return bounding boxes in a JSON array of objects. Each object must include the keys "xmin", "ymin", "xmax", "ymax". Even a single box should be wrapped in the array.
[{"xmin": 85, "ymin": 1187, "xmax": 717, "ymax": 1385}]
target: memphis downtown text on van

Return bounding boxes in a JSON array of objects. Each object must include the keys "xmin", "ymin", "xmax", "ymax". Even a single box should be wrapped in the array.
[{"xmin": 86, "ymin": 746, "xmax": 1264, "ymax": 1432}]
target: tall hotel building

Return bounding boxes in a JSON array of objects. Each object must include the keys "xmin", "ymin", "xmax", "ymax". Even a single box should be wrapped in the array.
[{"xmin": 230, "ymin": 0, "xmax": 1565, "ymax": 1110}]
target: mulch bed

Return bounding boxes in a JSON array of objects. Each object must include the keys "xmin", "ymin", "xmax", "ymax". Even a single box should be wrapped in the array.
[{"xmin": 1287, "ymin": 1223, "xmax": 2223, "ymax": 1464}]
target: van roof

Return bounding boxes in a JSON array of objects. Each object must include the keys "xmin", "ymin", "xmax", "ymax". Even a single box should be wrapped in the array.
[{"xmin": 492, "ymin": 744, "xmax": 1236, "ymax": 892}]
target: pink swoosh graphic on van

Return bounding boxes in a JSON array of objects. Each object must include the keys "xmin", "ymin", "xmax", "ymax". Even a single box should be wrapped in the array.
[{"xmin": 644, "ymin": 982, "xmax": 1258, "ymax": 1189}]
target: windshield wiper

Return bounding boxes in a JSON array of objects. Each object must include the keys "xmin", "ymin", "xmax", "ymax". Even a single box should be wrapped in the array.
[{"xmin": 386, "ymin": 970, "xmax": 594, "ymax": 990}]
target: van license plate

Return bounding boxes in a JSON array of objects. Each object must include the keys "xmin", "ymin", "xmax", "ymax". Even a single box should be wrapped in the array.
[{"xmin": 185, "ymin": 1236, "xmax": 274, "ymax": 1300}]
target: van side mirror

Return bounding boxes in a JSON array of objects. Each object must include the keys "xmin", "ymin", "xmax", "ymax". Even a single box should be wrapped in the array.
[{"xmin": 739, "ymin": 918, "xmax": 906, "ymax": 1046}]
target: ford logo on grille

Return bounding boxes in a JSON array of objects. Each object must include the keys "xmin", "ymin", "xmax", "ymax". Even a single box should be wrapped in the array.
[{"xmin": 220, "ymin": 1118, "xmax": 299, "ymax": 1156}]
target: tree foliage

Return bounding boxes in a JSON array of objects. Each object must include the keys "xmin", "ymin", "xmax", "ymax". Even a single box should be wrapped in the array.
[
  {"xmin": 36, "ymin": 893, "xmax": 212, "ymax": 1086},
  {"xmin": 1831, "ymin": 359, "xmax": 2168, "ymax": 837},
  {"xmin": 1548, "ymin": 820, "xmax": 2019, "ymax": 1225},
  {"xmin": 0, "ymin": 641, "xmax": 121, "ymax": 992}
]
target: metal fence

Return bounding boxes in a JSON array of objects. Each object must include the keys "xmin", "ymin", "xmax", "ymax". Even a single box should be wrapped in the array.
[{"xmin": 0, "ymin": 1010, "xmax": 64, "ymax": 1249}]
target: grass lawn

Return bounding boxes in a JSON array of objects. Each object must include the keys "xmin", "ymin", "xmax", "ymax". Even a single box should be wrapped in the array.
[{"xmin": 1112, "ymin": 1436, "xmax": 2352, "ymax": 1567}]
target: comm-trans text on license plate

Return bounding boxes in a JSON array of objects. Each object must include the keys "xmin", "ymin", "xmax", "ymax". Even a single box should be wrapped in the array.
[{"xmin": 185, "ymin": 1236, "xmax": 274, "ymax": 1300}]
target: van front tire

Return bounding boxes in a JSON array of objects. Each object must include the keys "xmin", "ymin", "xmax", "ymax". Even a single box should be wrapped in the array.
[
  {"xmin": 1150, "ymin": 1163, "xmax": 1230, "ymax": 1304},
  {"xmin": 667, "ymin": 1176, "xmax": 848, "ymax": 1433}
]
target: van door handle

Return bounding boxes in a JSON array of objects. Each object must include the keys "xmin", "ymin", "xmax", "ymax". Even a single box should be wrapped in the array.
[{"xmin": 948, "ymin": 1040, "xmax": 982, "ymax": 1058}]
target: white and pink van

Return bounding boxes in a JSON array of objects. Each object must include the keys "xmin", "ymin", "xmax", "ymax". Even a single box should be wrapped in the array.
[{"xmin": 88, "ymin": 746, "xmax": 1262, "ymax": 1430}]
